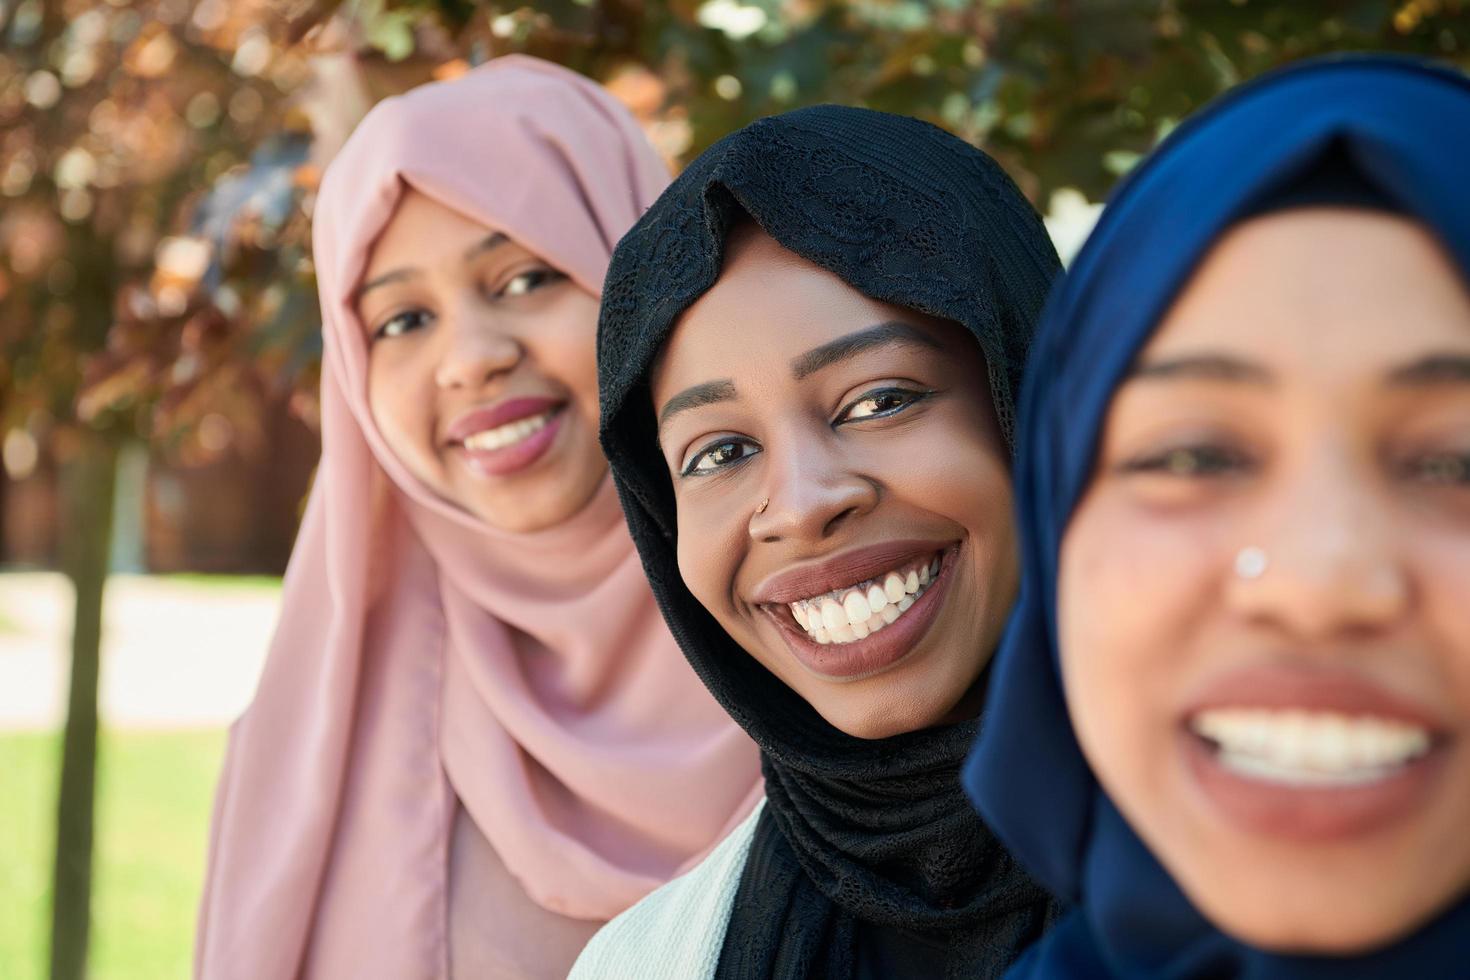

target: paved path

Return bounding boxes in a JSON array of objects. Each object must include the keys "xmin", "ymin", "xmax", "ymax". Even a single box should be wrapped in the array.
[{"xmin": 0, "ymin": 573, "xmax": 278, "ymax": 731}]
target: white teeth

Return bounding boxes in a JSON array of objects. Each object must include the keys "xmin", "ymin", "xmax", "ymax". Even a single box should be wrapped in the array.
[
  {"xmin": 1191, "ymin": 708, "xmax": 1433, "ymax": 786},
  {"xmin": 784, "ymin": 552, "xmax": 945, "ymax": 647},
  {"xmin": 461, "ymin": 410, "xmax": 554, "ymax": 452}
]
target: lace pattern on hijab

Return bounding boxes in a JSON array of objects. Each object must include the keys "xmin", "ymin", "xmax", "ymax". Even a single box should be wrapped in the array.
[{"xmin": 598, "ymin": 104, "xmax": 1063, "ymax": 978}]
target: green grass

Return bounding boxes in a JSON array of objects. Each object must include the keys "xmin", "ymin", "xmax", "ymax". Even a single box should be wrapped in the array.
[
  {"xmin": 157, "ymin": 573, "xmax": 282, "ymax": 592},
  {"xmin": 0, "ymin": 730, "xmax": 227, "ymax": 980}
]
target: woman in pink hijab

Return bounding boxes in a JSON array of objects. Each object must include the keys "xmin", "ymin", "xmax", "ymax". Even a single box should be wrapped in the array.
[{"xmin": 194, "ymin": 56, "xmax": 763, "ymax": 980}]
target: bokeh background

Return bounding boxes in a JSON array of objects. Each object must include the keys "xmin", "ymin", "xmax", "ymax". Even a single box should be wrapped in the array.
[{"xmin": 2, "ymin": 1, "xmax": 1467, "ymax": 977}]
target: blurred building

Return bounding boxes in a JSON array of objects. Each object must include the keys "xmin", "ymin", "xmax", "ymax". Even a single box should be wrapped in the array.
[{"xmin": 1, "ymin": 398, "xmax": 317, "ymax": 575}]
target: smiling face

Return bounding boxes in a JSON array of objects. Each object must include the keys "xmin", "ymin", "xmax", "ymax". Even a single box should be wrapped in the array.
[
  {"xmin": 651, "ymin": 225, "xmax": 1016, "ymax": 739},
  {"xmin": 357, "ymin": 189, "xmax": 605, "ymax": 533},
  {"xmin": 1059, "ymin": 208, "xmax": 1470, "ymax": 953}
]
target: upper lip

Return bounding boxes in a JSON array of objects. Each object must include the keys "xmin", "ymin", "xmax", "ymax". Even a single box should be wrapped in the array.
[
  {"xmin": 1181, "ymin": 663, "xmax": 1453, "ymax": 734},
  {"xmin": 445, "ymin": 396, "xmax": 563, "ymax": 445},
  {"xmin": 748, "ymin": 539, "xmax": 952, "ymax": 606}
]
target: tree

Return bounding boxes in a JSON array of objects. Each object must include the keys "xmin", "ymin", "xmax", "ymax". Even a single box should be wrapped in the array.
[
  {"xmin": 289, "ymin": 1, "xmax": 1470, "ymax": 202},
  {"xmin": 0, "ymin": 2, "xmax": 313, "ymax": 975}
]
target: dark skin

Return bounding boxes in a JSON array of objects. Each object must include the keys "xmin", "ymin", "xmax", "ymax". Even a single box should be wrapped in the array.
[
  {"xmin": 357, "ymin": 190, "xmax": 605, "ymax": 534},
  {"xmin": 651, "ymin": 225, "xmax": 1017, "ymax": 739}
]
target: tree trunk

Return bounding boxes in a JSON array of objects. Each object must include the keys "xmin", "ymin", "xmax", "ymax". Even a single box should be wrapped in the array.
[
  {"xmin": 0, "ymin": 469, "xmax": 9, "ymax": 562},
  {"xmin": 49, "ymin": 435, "xmax": 117, "ymax": 980}
]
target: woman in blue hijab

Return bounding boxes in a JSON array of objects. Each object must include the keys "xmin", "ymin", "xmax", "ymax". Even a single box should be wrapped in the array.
[{"xmin": 965, "ymin": 55, "xmax": 1470, "ymax": 978}]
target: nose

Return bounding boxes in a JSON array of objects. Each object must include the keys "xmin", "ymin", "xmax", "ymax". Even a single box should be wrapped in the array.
[
  {"xmin": 747, "ymin": 431, "xmax": 878, "ymax": 545},
  {"xmin": 1227, "ymin": 448, "xmax": 1410, "ymax": 641},
  {"xmin": 433, "ymin": 297, "xmax": 522, "ymax": 390}
]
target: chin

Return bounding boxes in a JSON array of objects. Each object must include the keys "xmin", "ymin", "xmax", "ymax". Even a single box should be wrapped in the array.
[
  {"xmin": 1183, "ymin": 872, "xmax": 1436, "ymax": 958},
  {"xmin": 814, "ymin": 686, "xmax": 953, "ymax": 740},
  {"xmin": 461, "ymin": 469, "xmax": 603, "ymax": 533}
]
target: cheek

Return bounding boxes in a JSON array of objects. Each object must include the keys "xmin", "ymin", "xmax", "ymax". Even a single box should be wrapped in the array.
[
  {"xmin": 1058, "ymin": 493, "xmax": 1226, "ymax": 793},
  {"xmin": 871, "ymin": 405, "xmax": 1018, "ymax": 655},
  {"xmin": 531, "ymin": 298, "xmax": 600, "ymax": 420},
  {"xmin": 674, "ymin": 496, "xmax": 748, "ymax": 621},
  {"xmin": 366, "ymin": 349, "xmax": 431, "ymax": 449},
  {"xmin": 886, "ymin": 402, "xmax": 1012, "ymax": 530},
  {"xmin": 1417, "ymin": 532, "xmax": 1470, "ymax": 716}
]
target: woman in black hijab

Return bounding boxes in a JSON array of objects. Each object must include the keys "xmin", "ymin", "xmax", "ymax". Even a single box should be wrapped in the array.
[{"xmin": 570, "ymin": 105, "xmax": 1062, "ymax": 979}]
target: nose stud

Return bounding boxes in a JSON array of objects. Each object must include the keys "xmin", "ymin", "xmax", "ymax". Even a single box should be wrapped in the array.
[
  {"xmin": 755, "ymin": 497, "xmax": 769, "ymax": 515},
  {"xmin": 1234, "ymin": 546, "xmax": 1268, "ymax": 580}
]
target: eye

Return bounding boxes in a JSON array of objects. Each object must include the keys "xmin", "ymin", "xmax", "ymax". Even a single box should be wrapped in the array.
[
  {"xmin": 1404, "ymin": 451, "xmax": 1470, "ymax": 486},
  {"xmin": 682, "ymin": 438, "xmax": 760, "ymax": 477},
  {"xmin": 498, "ymin": 268, "xmax": 566, "ymax": 298},
  {"xmin": 372, "ymin": 307, "xmax": 433, "ymax": 341},
  {"xmin": 835, "ymin": 386, "xmax": 932, "ymax": 424},
  {"xmin": 1118, "ymin": 444, "xmax": 1252, "ymax": 478}
]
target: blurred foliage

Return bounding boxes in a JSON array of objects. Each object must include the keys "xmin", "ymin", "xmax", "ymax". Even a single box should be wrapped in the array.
[
  {"xmin": 323, "ymin": 0, "xmax": 1470, "ymax": 203},
  {"xmin": 0, "ymin": 0, "xmax": 319, "ymax": 476},
  {"xmin": 1, "ymin": 0, "xmax": 1468, "ymax": 461}
]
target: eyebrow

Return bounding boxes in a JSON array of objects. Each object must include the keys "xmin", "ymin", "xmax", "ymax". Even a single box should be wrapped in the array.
[
  {"xmin": 354, "ymin": 232, "xmax": 510, "ymax": 303},
  {"xmin": 657, "ymin": 379, "xmax": 739, "ymax": 431},
  {"xmin": 791, "ymin": 321, "xmax": 944, "ymax": 380},
  {"xmin": 1128, "ymin": 353, "xmax": 1273, "ymax": 385},
  {"xmin": 1386, "ymin": 353, "xmax": 1470, "ymax": 386},
  {"xmin": 462, "ymin": 231, "xmax": 509, "ymax": 262}
]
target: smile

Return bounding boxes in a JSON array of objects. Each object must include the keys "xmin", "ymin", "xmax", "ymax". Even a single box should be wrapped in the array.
[
  {"xmin": 1191, "ymin": 708, "xmax": 1433, "ymax": 787},
  {"xmin": 752, "ymin": 542, "xmax": 959, "ymax": 681},
  {"xmin": 448, "ymin": 397, "xmax": 568, "ymax": 478},
  {"xmin": 461, "ymin": 408, "xmax": 558, "ymax": 452},
  {"xmin": 786, "ymin": 553, "xmax": 942, "ymax": 645},
  {"xmin": 1180, "ymin": 666, "xmax": 1454, "ymax": 840}
]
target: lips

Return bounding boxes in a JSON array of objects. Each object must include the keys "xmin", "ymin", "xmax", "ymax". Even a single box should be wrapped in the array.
[
  {"xmin": 753, "ymin": 542, "xmax": 960, "ymax": 680},
  {"xmin": 787, "ymin": 553, "xmax": 941, "ymax": 644},
  {"xmin": 446, "ymin": 396, "xmax": 564, "ymax": 445},
  {"xmin": 751, "ymin": 540, "xmax": 955, "ymax": 604},
  {"xmin": 447, "ymin": 396, "xmax": 567, "ymax": 478},
  {"xmin": 1180, "ymin": 666, "xmax": 1454, "ymax": 839}
]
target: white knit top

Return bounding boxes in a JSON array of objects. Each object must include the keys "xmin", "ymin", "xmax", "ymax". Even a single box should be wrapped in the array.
[{"xmin": 568, "ymin": 799, "xmax": 766, "ymax": 980}]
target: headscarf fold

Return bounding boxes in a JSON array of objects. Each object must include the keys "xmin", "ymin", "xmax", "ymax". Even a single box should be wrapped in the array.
[
  {"xmin": 597, "ymin": 104, "xmax": 1063, "ymax": 979},
  {"xmin": 196, "ymin": 56, "xmax": 762, "ymax": 980},
  {"xmin": 963, "ymin": 55, "xmax": 1470, "ymax": 979}
]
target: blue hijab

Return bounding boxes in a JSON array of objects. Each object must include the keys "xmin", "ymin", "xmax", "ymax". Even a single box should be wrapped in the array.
[{"xmin": 963, "ymin": 55, "xmax": 1470, "ymax": 979}]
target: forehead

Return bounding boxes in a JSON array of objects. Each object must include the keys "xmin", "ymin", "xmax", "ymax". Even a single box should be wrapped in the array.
[
  {"xmin": 363, "ymin": 189, "xmax": 509, "ymax": 277},
  {"xmin": 653, "ymin": 227, "xmax": 908, "ymax": 393},
  {"xmin": 1145, "ymin": 208, "xmax": 1470, "ymax": 369}
]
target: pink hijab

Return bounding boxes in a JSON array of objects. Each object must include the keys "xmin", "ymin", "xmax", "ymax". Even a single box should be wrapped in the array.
[{"xmin": 195, "ymin": 56, "xmax": 762, "ymax": 979}]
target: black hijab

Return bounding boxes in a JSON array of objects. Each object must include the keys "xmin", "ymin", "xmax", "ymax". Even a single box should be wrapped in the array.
[{"xmin": 598, "ymin": 105, "xmax": 1062, "ymax": 978}]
